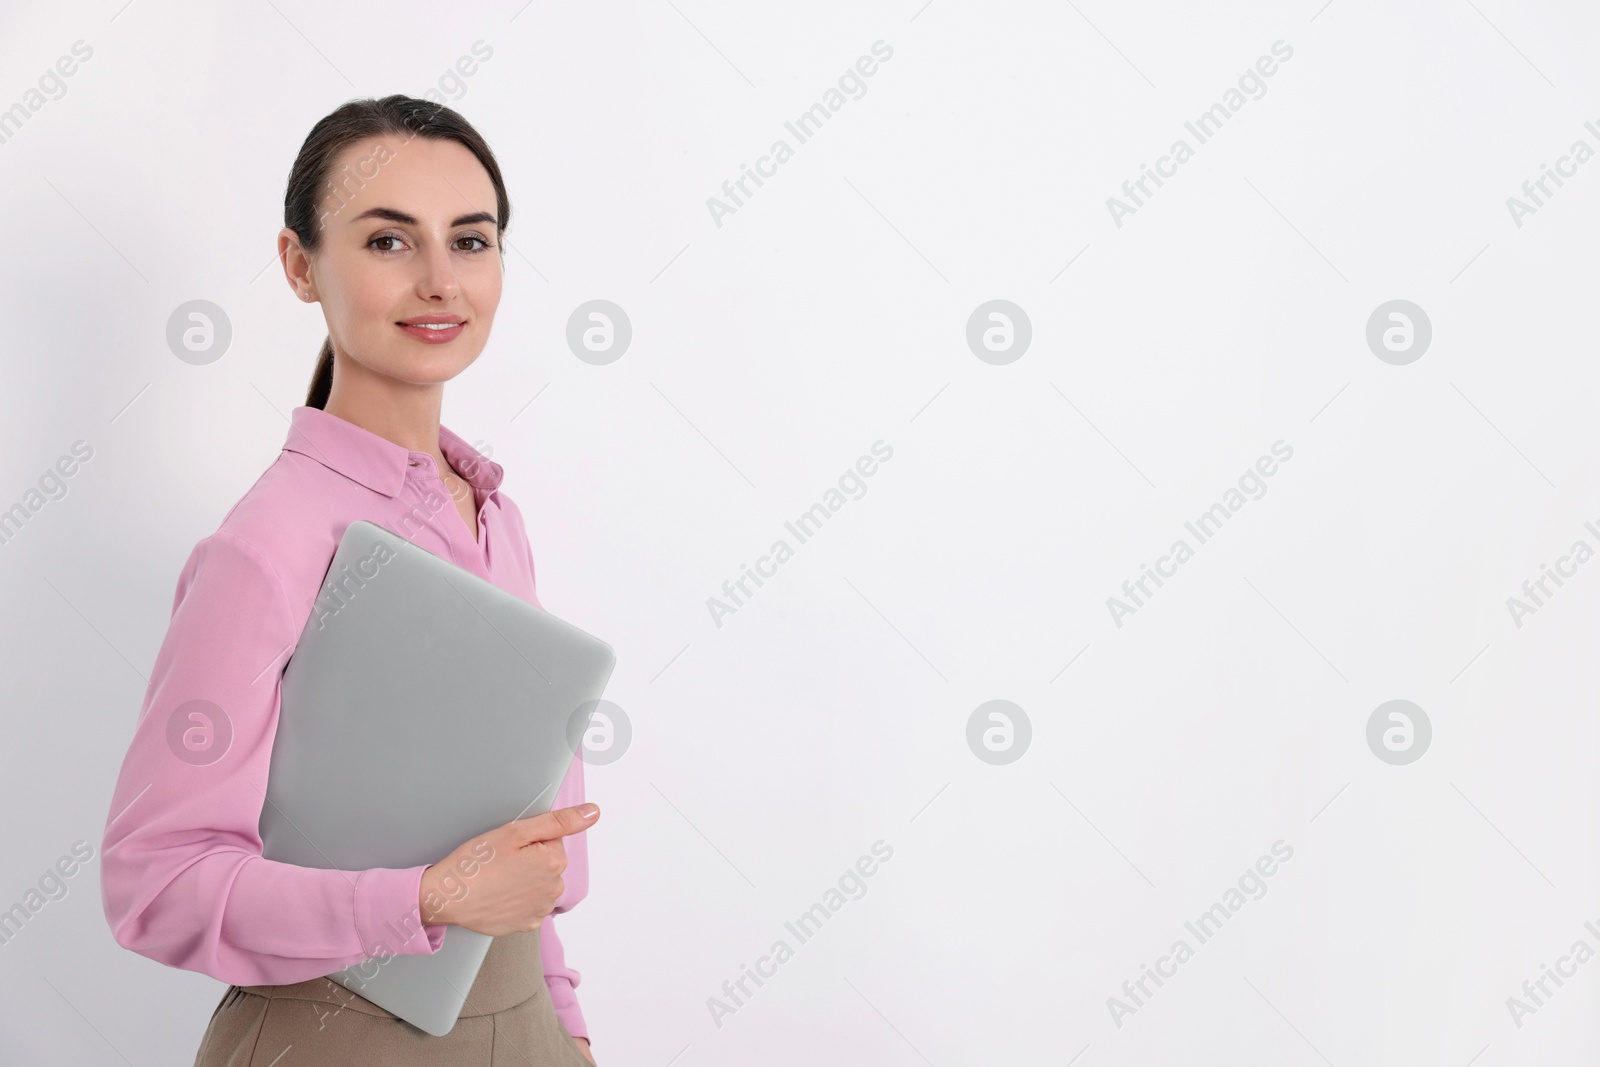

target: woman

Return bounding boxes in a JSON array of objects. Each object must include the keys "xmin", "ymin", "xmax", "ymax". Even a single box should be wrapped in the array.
[{"xmin": 99, "ymin": 95, "xmax": 601, "ymax": 1066}]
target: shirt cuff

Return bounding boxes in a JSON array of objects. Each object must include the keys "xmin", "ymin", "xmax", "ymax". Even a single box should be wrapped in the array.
[
  {"xmin": 547, "ymin": 974, "xmax": 589, "ymax": 1041},
  {"xmin": 353, "ymin": 865, "xmax": 448, "ymax": 959}
]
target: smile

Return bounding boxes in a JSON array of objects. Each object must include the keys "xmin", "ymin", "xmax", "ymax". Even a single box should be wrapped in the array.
[{"xmin": 397, "ymin": 320, "xmax": 466, "ymax": 343}]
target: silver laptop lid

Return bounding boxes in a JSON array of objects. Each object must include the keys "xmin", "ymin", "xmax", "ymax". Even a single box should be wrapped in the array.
[{"xmin": 259, "ymin": 519, "xmax": 615, "ymax": 1035}]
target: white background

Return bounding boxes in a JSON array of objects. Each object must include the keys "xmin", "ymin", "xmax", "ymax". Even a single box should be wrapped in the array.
[{"xmin": 3, "ymin": 0, "xmax": 1600, "ymax": 1064}]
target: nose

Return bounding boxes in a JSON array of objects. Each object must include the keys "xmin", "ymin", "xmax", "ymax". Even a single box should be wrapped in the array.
[{"xmin": 416, "ymin": 241, "xmax": 459, "ymax": 302}]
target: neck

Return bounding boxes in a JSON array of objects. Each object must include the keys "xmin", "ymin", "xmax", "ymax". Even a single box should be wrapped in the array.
[{"xmin": 321, "ymin": 352, "xmax": 446, "ymax": 460}]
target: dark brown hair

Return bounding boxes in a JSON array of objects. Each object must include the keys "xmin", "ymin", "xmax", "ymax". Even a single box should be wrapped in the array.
[{"xmin": 283, "ymin": 95, "xmax": 511, "ymax": 409}]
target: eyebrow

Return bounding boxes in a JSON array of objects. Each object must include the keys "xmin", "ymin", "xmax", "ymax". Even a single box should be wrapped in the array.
[{"xmin": 349, "ymin": 206, "xmax": 498, "ymax": 228}]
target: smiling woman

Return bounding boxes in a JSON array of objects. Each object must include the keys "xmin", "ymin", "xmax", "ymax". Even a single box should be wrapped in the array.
[
  {"xmin": 99, "ymin": 96, "xmax": 602, "ymax": 1067},
  {"xmin": 282, "ymin": 102, "xmax": 509, "ymax": 421}
]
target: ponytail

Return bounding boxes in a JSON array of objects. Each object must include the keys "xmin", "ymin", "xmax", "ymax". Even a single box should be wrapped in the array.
[{"xmin": 304, "ymin": 338, "xmax": 333, "ymax": 409}]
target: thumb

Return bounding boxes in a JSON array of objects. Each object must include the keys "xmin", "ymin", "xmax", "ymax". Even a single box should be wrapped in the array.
[{"xmin": 510, "ymin": 803, "xmax": 600, "ymax": 843}]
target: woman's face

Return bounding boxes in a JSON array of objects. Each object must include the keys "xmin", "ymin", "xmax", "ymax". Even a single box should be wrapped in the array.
[{"xmin": 281, "ymin": 134, "xmax": 503, "ymax": 389}]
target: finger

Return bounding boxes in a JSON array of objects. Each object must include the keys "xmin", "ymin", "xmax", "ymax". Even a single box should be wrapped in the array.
[{"xmin": 507, "ymin": 803, "xmax": 599, "ymax": 843}]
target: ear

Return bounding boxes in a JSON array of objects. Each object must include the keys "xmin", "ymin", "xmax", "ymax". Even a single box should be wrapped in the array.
[{"xmin": 278, "ymin": 227, "xmax": 316, "ymax": 300}]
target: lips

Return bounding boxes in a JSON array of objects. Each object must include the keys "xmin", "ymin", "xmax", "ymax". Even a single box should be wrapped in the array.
[{"xmin": 397, "ymin": 316, "xmax": 465, "ymax": 343}]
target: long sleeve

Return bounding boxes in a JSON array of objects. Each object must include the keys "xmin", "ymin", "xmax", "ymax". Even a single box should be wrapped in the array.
[
  {"xmin": 541, "ymin": 748, "xmax": 590, "ymax": 1041},
  {"xmin": 100, "ymin": 530, "xmax": 447, "ymax": 984}
]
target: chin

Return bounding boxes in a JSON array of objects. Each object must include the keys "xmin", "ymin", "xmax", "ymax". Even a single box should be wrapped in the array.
[{"xmin": 380, "ymin": 347, "xmax": 482, "ymax": 379}]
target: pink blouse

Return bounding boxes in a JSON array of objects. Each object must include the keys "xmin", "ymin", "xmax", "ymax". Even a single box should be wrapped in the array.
[{"xmin": 99, "ymin": 404, "xmax": 592, "ymax": 1041}]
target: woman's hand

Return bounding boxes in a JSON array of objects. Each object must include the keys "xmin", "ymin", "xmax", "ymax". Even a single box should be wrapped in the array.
[
  {"xmin": 573, "ymin": 1036, "xmax": 596, "ymax": 1064},
  {"xmin": 418, "ymin": 803, "xmax": 599, "ymax": 936}
]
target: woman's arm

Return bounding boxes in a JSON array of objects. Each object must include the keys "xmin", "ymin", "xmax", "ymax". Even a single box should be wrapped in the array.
[
  {"xmin": 543, "ymin": 912, "xmax": 589, "ymax": 1041},
  {"xmin": 541, "ymin": 752, "xmax": 590, "ymax": 1041},
  {"xmin": 100, "ymin": 530, "xmax": 447, "ymax": 983}
]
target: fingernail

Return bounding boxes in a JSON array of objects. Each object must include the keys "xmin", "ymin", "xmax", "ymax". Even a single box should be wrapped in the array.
[{"xmin": 578, "ymin": 804, "xmax": 599, "ymax": 819}]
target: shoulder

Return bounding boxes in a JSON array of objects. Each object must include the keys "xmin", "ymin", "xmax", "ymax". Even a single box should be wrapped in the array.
[
  {"xmin": 217, "ymin": 455, "xmax": 325, "ymax": 547},
  {"xmin": 495, "ymin": 488, "xmax": 531, "ymax": 535},
  {"xmin": 196, "ymin": 453, "xmax": 344, "ymax": 609},
  {"xmin": 168, "ymin": 527, "xmax": 294, "ymax": 633}
]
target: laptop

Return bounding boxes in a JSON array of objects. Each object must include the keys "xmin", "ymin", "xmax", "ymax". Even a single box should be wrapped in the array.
[{"xmin": 257, "ymin": 519, "xmax": 616, "ymax": 1036}]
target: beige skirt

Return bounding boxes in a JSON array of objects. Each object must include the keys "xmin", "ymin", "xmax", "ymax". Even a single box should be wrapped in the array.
[{"xmin": 192, "ymin": 925, "xmax": 592, "ymax": 1066}]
